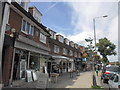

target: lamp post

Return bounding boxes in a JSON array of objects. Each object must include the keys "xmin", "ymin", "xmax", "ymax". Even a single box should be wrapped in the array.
[{"xmin": 93, "ymin": 15, "xmax": 108, "ymax": 48}]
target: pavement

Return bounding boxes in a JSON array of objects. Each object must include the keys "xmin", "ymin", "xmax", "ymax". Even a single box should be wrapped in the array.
[
  {"xmin": 2, "ymin": 71, "xmax": 104, "ymax": 89},
  {"xmin": 94, "ymin": 70, "xmax": 102, "ymax": 87},
  {"xmin": 48, "ymin": 71, "xmax": 93, "ymax": 88}
]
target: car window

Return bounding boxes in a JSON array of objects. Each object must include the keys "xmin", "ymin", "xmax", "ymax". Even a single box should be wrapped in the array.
[
  {"xmin": 110, "ymin": 74, "xmax": 115, "ymax": 80},
  {"xmin": 106, "ymin": 67, "xmax": 120, "ymax": 72},
  {"xmin": 114, "ymin": 75, "xmax": 119, "ymax": 82}
]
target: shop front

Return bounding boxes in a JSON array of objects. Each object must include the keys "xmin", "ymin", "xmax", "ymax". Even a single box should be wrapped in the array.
[
  {"xmin": 67, "ymin": 59, "xmax": 75, "ymax": 72},
  {"xmin": 74, "ymin": 58, "xmax": 82, "ymax": 71},
  {"xmin": 10, "ymin": 35, "xmax": 50, "ymax": 85},
  {"xmin": 48, "ymin": 55, "xmax": 70, "ymax": 74},
  {"xmin": 12, "ymin": 49, "xmax": 49, "ymax": 82}
]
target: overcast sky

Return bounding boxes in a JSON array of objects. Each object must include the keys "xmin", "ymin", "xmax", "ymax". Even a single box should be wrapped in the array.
[{"xmin": 29, "ymin": 0, "xmax": 119, "ymax": 62}]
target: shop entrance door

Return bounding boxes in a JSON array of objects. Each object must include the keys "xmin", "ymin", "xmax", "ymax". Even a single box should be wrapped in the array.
[
  {"xmin": 20, "ymin": 59, "xmax": 26, "ymax": 80},
  {"xmin": 12, "ymin": 53, "xmax": 20, "ymax": 80}
]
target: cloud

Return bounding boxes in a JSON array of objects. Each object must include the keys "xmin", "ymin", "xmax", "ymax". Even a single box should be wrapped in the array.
[
  {"xmin": 66, "ymin": 2, "xmax": 118, "ymax": 62},
  {"xmin": 43, "ymin": 2, "xmax": 58, "ymax": 15}
]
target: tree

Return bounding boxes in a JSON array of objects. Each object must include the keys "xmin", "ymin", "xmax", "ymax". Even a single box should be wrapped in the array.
[{"xmin": 96, "ymin": 37, "xmax": 116, "ymax": 63}]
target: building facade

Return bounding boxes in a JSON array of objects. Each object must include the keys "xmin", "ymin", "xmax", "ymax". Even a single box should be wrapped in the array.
[
  {"xmin": 2, "ymin": 2, "xmax": 50, "ymax": 86},
  {"xmin": 2, "ymin": 1, "xmax": 85, "ymax": 87},
  {"xmin": 48, "ymin": 29, "xmax": 82, "ymax": 74}
]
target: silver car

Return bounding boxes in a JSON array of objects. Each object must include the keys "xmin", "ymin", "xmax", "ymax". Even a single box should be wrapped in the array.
[{"xmin": 108, "ymin": 73, "xmax": 120, "ymax": 90}]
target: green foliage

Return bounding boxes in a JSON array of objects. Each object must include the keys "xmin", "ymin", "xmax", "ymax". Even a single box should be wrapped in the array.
[
  {"xmin": 116, "ymin": 61, "xmax": 120, "ymax": 65},
  {"xmin": 96, "ymin": 37, "xmax": 116, "ymax": 63}
]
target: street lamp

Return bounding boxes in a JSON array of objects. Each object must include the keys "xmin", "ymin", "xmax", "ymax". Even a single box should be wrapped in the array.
[{"xmin": 93, "ymin": 15, "xmax": 108, "ymax": 48}]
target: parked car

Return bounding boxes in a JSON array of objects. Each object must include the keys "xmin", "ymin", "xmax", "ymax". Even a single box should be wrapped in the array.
[
  {"xmin": 108, "ymin": 73, "xmax": 120, "ymax": 90},
  {"xmin": 101, "ymin": 65, "xmax": 120, "ymax": 83}
]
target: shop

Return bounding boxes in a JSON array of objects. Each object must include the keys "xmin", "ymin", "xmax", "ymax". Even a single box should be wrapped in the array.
[
  {"xmin": 74, "ymin": 58, "xmax": 82, "ymax": 71},
  {"xmin": 48, "ymin": 55, "xmax": 70, "ymax": 74},
  {"xmin": 68, "ymin": 59, "xmax": 75, "ymax": 72},
  {"xmin": 12, "ymin": 49, "xmax": 49, "ymax": 81}
]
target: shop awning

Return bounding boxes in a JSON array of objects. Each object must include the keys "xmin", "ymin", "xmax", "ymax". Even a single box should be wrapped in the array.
[{"xmin": 52, "ymin": 55, "xmax": 69, "ymax": 60}]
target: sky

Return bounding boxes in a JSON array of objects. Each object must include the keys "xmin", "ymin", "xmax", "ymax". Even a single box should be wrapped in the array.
[{"xmin": 29, "ymin": 0, "xmax": 119, "ymax": 62}]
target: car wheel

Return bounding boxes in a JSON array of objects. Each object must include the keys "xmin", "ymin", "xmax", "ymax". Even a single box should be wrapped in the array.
[{"xmin": 103, "ymin": 79, "xmax": 106, "ymax": 83}]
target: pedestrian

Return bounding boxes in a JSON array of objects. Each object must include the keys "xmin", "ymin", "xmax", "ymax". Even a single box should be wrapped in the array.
[{"xmin": 96, "ymin": 68, "xmax": 99, "ymax": 76}]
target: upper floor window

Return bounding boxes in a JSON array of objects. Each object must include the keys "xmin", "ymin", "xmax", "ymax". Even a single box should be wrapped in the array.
[
  {"xmin": 49, "ymin": 31, "xmax": 56, "ymax": 39},
  {"xmin": 36, "ymin": 31, "xmax": 39, "ymax": 37},
  {"xmin": 22, "ymin": 20, "xmax": 26, "ymax": 32},
  {"xmin": 54, "ymin": 45, "xmax": 59, "ymax": 53},
  {"xmin": 26, "ymin": 22, "xmax": 30, "ymax": 34},
  {"xmin": 33, "ymin": 8, "xmax": 42, "ymax": 23},
  {"xmin": 34, "ymin": 11, "xmax": 41, "ymax": 23},
  {"xmin": 58, "ymin": 36, "xmax": 64, "ymax": 43},
  {"xmin": 78, "ymin": 53, "xmax": 81, "ymax": 58},
  {"xmin": 15, "ymin": 0, "xmax": 29, "ymax": 11},
  {"xmin": 63, "ymin": 48, "xmax": 67, "ymax": 55},
  {"xmin": 29, "ymin": 25, "xmax": 34, "ymax": 36},
  {"xmin": 21, "ymin": 20, "xmax": 34, "ymax": 36},
  {"xmin": 65, "ymin": 39, "xmax": 69, "ymax": 45},
  {"xmin": 74, "ymin": 52, "xmax": 77, "ymax": 57},
  {"xmin": 70, "ymin": 41, "xmax": 74, "ymax": 47},
  {"xmin": 40, "ymin": 33, "xmax": 46, "ymax": 44},
  {"xmin": 75, "ymin": 44, "xmax": 78, "ymax": 49},
  {"xmin": 69, "ymin": 50, "xmax": 73, "ymax": 56}
]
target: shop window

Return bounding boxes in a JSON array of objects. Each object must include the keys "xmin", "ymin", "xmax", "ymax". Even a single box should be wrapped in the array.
[
  {"xmin": 63, "ymin": 62, "xmax": 66, "ymax": 69},
  {"xmin": 29, "ymin": 56, "xmax": 40, "ymax": 70},
  {"xmin": 69, "ymin": 62, "xmax": 72, "ymax": 68}
]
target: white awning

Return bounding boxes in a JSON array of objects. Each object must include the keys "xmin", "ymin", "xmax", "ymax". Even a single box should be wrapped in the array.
[
  {"xmin": 69, "ymin": 59, "xmax": 74, "ymax": 62},
  {"xmin": 52, "ymin": 55, "xmax": 69, "ymax": 60}
]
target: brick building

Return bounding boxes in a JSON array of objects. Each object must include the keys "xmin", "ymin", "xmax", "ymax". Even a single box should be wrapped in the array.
[
  {"xmin": 2, "ymin": 2, "xmax": 50, "ymax": 86},
  {"xmin": 2, "ymin": 1, "xmax": 84, "ymax": 87},
  {"xmin": 47, "ymin": 29, "xmax": 82, "ymax": 74}
]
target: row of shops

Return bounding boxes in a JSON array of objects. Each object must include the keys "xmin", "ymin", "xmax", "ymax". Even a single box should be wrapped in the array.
[
  {"xmin": 1, "ymin": 2, "xmax": 89, "ymax": 87},
  {"xmin": 2, "ymin": 35, "xmax": 88, "ymax": 87}
]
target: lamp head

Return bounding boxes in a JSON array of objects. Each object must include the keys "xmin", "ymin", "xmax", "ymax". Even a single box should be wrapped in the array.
[{"xmin": 103, "ymin": 15, "xmax": 108, "ymax": 18}]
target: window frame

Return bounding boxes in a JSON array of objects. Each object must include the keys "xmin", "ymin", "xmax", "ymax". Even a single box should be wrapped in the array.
[
  {"xmin": 29, "ymin": 25, "xmax": 34, "ymax": 36},
  {"xmin": 63, "ymin": 48, "xmax": 67, "ymax": 55},
  {"xmin": 54, "ymin": 45, "xmax": 59, "ymax": 53},
  {"xmin": 21, "ymin": 19, "xmax": 27, "ymax": 34},
  {"xmin": 69, "ymin": 50, "xmax": 73, "ymax": 56},
  {"xmin": 21, "ymin": 19, "xmax": 34, "ymax": 36},
  {"xmin": 40, "ymin": 32, "xmax": 46, "ymax": 44}
]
